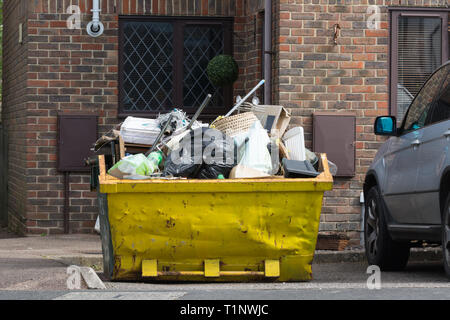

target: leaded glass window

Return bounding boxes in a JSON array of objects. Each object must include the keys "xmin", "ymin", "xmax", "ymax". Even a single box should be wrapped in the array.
[
  {"xmin": 183, "ymin": 25, "xmax": 224, "ymax": 108},
  {"xmin": 122, "ymin": 22, "xmax": 174, "ymax": 112},
  {"xmin": 119, "ymin": 17, "xmax": 233, "ymax": 118}
]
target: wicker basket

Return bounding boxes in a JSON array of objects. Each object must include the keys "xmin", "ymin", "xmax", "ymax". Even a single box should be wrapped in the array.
[{"xmin": 212, "ymin": 112, "xmax": 259, "ymax": 137}]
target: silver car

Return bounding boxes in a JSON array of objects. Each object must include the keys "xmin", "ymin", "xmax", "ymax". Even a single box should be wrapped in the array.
[{"xmin": 364, "ymin": 61, "xmax": 450, "ymax": 278}]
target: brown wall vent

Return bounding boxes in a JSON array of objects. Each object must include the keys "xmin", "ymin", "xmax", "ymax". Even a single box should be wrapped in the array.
[
  {"xmin": 313, "ymin": 112, "xmax": 356, "ymax": 177},
  {"xmin": 57, "ymin": 114, "xmax": 98, "ymax": 172}
]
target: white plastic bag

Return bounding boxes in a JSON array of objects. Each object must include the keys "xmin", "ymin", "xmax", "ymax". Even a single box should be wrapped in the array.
[
  {"xmin": 234, "ymin": 121, "xmax": 273, "ymax": 174},
  {"xmin": 94, "ymin": 216, "xmax": 100, "ymax": 234}
]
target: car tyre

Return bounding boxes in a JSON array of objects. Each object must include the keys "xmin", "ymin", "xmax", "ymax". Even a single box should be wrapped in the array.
[
  {"xmin": 442, "ymin": 193, "xmax": 450, "ymax": 279},
  {"xmin": 364, "ymin": 186, "xmax": 410, "ymax": 271}
]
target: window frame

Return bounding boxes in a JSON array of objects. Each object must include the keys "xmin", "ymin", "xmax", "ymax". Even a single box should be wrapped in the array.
[
  {"xmin": 389, "ymin": 8, "xmax": 449, "ymax": 120},
  {"xmin": 118, "ymin": 15, "xmax": 234, "ymax": 119}
]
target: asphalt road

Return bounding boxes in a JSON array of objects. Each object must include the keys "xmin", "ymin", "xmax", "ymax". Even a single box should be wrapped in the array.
[
  {"xmin": 0, "ymin": 227, "xmax": 448, "ymax": 300},
  {"xmin": 0, "ymin": 260, "xmax": 449, "ymax": 300}
]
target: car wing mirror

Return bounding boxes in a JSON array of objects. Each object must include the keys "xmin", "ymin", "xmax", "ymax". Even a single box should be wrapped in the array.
[{"xmin": 374, "ymin": 116, "xmax": 397, "ymax": 136}]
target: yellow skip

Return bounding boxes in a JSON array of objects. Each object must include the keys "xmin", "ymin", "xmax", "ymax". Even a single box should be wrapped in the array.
[{"xmin": 98, "ymin": 154, "xmax": 333, "ymax": 282}]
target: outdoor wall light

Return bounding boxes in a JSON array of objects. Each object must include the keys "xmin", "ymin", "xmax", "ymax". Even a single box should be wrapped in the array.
[{"xmin": 87, "ymin": 0, "xmax": 104, "ymax": 37}]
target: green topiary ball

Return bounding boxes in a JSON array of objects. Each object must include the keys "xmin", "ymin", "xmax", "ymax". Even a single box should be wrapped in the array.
[{"xmin": 207, "ymin": 55, "xmax": 239, "ymax": 87}]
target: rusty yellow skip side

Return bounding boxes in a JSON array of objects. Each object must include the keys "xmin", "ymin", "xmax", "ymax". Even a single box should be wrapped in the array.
[{"xmin": 98, "ymin": 154, "xmax": 333, "ymax": 282}]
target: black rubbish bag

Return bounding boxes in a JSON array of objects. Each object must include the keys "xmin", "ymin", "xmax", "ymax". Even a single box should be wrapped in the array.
[{"xmin": 164, "ymin": 128, "xmax": 237, "ymax": 179}]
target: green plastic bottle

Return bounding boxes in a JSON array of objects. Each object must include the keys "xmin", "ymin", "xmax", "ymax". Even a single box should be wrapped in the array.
[{"xmin": 147, "ymin": 151, "xmax": 163, "ymax": 174}]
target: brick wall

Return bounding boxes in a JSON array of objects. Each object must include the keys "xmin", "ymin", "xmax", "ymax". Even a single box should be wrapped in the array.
[
  {"xmin": 2, "ymin": 0, "xmax": 29, "ymax": 234},
  {"xmin": 4, "ymin": 0, "xmax": 266, "ymax": 234},
  {"xmin": 274, "ymin": 0, "xmax": 449, "ymax": 244},
  {"xmin": 235, "ymin": 0, "xmax": 266, "ymax": 97},
  {"xmin": 25, "ymin": 1, "xmax": 120, "ymax": 234},
  {"xmin": 3, "ymin": 0, "xmax": 448, "ymax": 240}
]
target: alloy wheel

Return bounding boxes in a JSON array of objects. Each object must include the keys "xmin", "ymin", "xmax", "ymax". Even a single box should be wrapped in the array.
[
  {"xmin": 444, "ymin": 205, "xmax": 450, "ymax": 270},
  {"xmin": 366, "ymin": 199, "xmax": 379, "ymax": 258}
]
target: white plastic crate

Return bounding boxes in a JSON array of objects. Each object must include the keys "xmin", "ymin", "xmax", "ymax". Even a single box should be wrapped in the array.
[
  {"xmin": 282, "ymin": 127, "xmax": 306, "ymax": 161},
  {"xmin": 120, "ymin": 116, "xmax": 161, "ymax": 145}
]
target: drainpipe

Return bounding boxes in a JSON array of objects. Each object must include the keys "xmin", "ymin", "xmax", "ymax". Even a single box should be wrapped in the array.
[
  {"xmin": 264, "ymin": 0, "xmax": 272, "ymax": 104},
  {"xmin": 87, "ymin": 0, "xmax": 104, "ymax": 37}
]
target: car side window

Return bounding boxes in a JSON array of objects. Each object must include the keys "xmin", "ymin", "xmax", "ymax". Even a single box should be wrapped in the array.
[
  {"xmin": 426, "ymin": 69, "xmax": 450, "ymax": 125},
  {"xmin": 402, "ymin": 65, "xmax": 448, "ymax": 133},
  {"xmin": 427, "ymin": 85, "xmax": 450, "ymax": 125}
]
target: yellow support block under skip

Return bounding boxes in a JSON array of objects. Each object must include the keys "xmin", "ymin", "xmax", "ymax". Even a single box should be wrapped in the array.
[
  {"xmin": 204, "ymin": 260, "xmax": 220, "ymax": 277},
  {"xmin": 265, "ymin": 260, "xmax": 280, "ymax": 277},
  {"xmin": 142, "ymin": 260, "xmax": 158, "ymax": 277}
]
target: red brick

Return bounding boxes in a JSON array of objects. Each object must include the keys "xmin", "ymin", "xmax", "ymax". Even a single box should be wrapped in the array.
[{"xmin": 340, "ymin": 61, "xmax": 364, "ymax": 69}]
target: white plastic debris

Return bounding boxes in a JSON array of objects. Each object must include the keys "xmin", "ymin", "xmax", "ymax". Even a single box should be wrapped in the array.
[
  {"xmin": 282, "ymin": 127, "xmax": 306, "ymax": 161},
  {"xmin": 119, "ymin": 116, "xmax": 161, "ymax": 145},
  {"xmin": 94, "ymin": 216, "xmax": 100, "ymax": 234}
]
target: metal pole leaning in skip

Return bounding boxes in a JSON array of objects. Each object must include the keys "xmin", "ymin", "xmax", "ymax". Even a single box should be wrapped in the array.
[
  {"xmin": 146, "ymin": 114, "xmax": 174, "ymax": 156},
  {"xmin": 225, "ymin": 79, "xmax": 265, "ymax": 117},
  {"xmin": 186, "ymin": 94, "xmax": 212, "ymax": 131}
]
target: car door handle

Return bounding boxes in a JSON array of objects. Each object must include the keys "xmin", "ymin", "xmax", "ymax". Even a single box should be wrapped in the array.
[
  {"xmin": 411, "ymin": 140, "xmax": 421, "ymax": 147},
  {"xmin": 443, "ymin": 130, "xmax": 450, "ymax": 138}
]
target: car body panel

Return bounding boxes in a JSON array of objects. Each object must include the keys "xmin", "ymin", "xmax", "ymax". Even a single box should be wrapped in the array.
[
  {"xmin": 382, "ymin": 129, "xmax": 423, "ymax": 224},
  {"xmin": 416, "ymin": 119, "xmax": 450, "ymax": 224},
  {"xmin": 365, "ymin": 61, "xmax": 450, "ymax": 242}
]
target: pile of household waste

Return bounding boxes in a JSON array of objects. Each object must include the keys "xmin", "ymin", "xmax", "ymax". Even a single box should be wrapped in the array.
[{"xmin": 98, "ymin": 86, "xmax": 337, "ymax": 181}]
